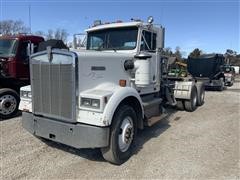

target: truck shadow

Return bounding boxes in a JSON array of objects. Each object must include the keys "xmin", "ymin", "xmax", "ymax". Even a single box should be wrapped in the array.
[
  {"xmin": 133, "ymin": 108, "xmax": 175, "ymax": 155},
  {"xmin": 39, "ymin": 138, "xmax": 105, "ymax": 162},
  {"xmin": 40, "ymin": 108, "xmax": 176, "ymax": 163},
  {"xmin": 0, "ymin": 111, "xmax": 22, "ymax": 121}
]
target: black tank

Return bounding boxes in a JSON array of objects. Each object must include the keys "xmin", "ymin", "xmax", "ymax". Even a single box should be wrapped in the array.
[{"xmin": 187, "ymin": 54, "xmax": 225, "ymax": 78}]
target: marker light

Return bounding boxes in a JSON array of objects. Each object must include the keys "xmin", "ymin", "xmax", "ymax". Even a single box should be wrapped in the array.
[{"xmin": 148, "ymin": 16, "xmax": 154, "ymax": 24}]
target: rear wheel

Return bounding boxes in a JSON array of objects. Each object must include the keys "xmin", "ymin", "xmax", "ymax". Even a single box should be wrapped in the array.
[
  {"xmin": 196, "ymin": 83, "xmax": 205, "ymax": 106},
  {"xmin": 176, "ymin": 100, "xmax": 184, "ymax": 110},
  {"xmin": 0, "ymin": 89, "xmax": 20, "ymax": 119},
  {"xmin": 184, "ymin": 86, "xmax": 197, "ymax": 112},
  {"xmin": 101, "ymin": 105, "xmax": 137, "ymax": 165},
  {"xmin": 218, "ymin": 78, "xmax": 224, "ymax": 91}
]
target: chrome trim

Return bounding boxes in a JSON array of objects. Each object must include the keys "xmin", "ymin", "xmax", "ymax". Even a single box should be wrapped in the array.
[{"xmin": 30, "ymin": 49, "xmax": 78, "ymax": 122}]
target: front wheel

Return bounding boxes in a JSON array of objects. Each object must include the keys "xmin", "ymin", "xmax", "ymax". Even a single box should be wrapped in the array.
[
  {"xmin": 101, "ymin": 105, "xmax": 137, "ymax": 165},
  {"xmin": 0, "ymin": 89, "xmax": 20, "ymax": 119}
]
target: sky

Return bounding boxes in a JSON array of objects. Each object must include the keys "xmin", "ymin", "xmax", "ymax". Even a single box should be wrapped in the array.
[{"xmin": 0, "ymin": 0, "xmax": 239, "ymax": 56}]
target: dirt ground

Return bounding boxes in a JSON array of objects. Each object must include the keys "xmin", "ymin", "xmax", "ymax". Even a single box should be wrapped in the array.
[{"xmin": 1, "ymin": 78, "xmax": 239, "ymax": 179}]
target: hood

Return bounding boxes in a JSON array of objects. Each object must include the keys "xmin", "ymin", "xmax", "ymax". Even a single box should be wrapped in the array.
[{"xmin": 73, "ymin": 50, "xmax": 134, "ymax": 93}]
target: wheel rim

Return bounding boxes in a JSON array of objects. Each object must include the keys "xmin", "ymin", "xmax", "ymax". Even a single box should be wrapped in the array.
[
  {"xmin": 0, "ymin": 95, "xmax": 17, "ymax": 115},
  {"xmin": 118, "ymin": 116, "xmax": 134, "ymax": 152}
]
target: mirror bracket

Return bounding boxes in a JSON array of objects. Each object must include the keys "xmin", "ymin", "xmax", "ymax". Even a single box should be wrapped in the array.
[{"xmin": 134, "ymin": 53, "xmax": 152, "ymax": 60}]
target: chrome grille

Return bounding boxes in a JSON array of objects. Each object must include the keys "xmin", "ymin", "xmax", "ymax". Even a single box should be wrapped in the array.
[{"xmin": 30, "ymin": 52, "xmax": 76, "ymax": 122}]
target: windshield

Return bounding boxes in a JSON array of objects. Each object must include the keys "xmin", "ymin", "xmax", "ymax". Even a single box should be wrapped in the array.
[
  {"xmin": 223, "ymin": 66, "xmax": 232, "ymax": 73},
  {"xmin": 0, "ymin": 39, "xmax": 18, "ymax": 57},
  {"xmin": 87, "ymin": 27, "xmax": 138, "ymax": 50}
]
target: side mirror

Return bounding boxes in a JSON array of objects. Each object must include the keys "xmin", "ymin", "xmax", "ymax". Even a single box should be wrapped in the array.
[
  {"xmin": 134, "ymin": 53, "xmax": 152, "ymax": 60},
  {"xmin": 73, "ymin": 33, "xmax": 87, "ymax": 49},
  {"xmin": 27, "ymin": 42, "xmax": 34, "ymax": 56}
]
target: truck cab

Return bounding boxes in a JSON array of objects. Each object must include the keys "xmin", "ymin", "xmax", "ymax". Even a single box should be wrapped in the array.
[
  {"xmin": 83, "ymin": 19, "xmax": 165, "ymax": 95},
  {"xmin": 21, "ymin": 17, "xmax": 204, "ymax": 164},
  {"xmin": 0, "ymin": 35, "xmax": 44, "ymax": 118}
]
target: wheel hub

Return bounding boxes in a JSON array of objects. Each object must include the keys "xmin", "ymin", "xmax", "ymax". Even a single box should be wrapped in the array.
[
  {"xmin": 0, "ymin": 95, "xmax": 17, "ymax": 115},
  {"xmin": 118, "ymin": 117, "xmax": 134, "ymax": 152},
  {"xmin": 124, "ymin": 127, "xmax": 133, "ymax": 144}
]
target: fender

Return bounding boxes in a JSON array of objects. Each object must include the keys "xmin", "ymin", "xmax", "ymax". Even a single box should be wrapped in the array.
[
  {"xmin": 102, "ymin": 86, "xmax": 144, "ymax": 126},
  {"xmin": 174, "ymin": 81, "xmax": 195, "ymax": 100}
]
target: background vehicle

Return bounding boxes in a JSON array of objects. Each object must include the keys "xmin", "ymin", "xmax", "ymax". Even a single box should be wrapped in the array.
[
  {"xmin": 223, "ymin": 65, "xmax": 235, "ymax": 86},
  {"xmin": 187, "ymin": 54, "xmax": 226, "ymax": 91},
  {"xmin": 167, "ymin": 57, "xmax": 188, "ymax": 78},
  {"xmin": 232, "ymin": 66, "xmax": 239, "ymax": 74},
  {"xmin": 0, "ymin": 35, "xmax": 68, "ymax": 119},
  {"xmin": 0, "ymin": 34, "xmax": 44, "ymax": 119},
  {"xmin": 20, "ymin": 17, "xmax": 205, "ymax": 164}
]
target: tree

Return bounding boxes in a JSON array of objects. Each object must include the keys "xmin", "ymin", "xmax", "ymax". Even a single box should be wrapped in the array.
[
  {"xmin": 225, "ymin": 49, "xmax": 239, "ymax": 66},
  {"xmin": 46, "ymin": 29, "xmax": 54, "ymax": 40},
  {"xmin": 189, "ymin": 48, "xmax": 202, "ymax": 58},
  {"xmin": 54, "ymin": 28, "xmax": 68, "ymax": 42},
  {"xmin": 35, "ymin": 30, "xmax": 45, "ymax": 37},
  {"xmin": 225, "ymin": 49, "xmax": 237, "ymax": 56},
  {"xmin": 162, "ymin": 47, "xmax": 174, "ymax": 56},
  {"xmin": 0, "ymin": 20, "xmax": 29, "ymax": 35},
  {"xmin": 44, "ymin": 28, "xmax": 68, "ymax": 43},
  {"xmin": 174, "ymin": 46, "xmax": 182, "ymax": 60}
]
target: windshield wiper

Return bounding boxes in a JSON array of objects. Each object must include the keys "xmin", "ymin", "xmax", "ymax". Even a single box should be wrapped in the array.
[
  {"xmin": 95, "ymin": 42, "xmax": 105, "ymax": 51},
  {"xmin": 106, "ymin": 41, "xmax": 117, "ymax": 52},
  {"xmin": 95, "ymin": 42, "xmax": 116, "ymax": 52}
]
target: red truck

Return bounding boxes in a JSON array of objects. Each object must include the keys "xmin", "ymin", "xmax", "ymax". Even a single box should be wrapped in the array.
[{"xmin": 0, "ymin": 34, "xmax": 44, "ymax": 119}]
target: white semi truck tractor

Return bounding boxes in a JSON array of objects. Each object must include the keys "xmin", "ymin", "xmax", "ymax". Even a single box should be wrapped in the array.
[{"xmin": 20, "ymin": 17, "xmax": 205, "ymax": 165}]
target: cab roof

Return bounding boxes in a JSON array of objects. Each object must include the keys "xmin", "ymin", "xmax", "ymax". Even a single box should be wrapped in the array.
[
  {"xmin": 0, "ymin": 34, "xmax": 44, "ymax": 41},
  {"xmin": 85, "ymin": 21, "xmax": 147, "ymax": 32}
]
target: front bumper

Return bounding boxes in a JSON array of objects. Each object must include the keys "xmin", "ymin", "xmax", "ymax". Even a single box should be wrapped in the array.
[{"xmin": 22, "ymin": 112, "xmax": 110, "ymax": 148}]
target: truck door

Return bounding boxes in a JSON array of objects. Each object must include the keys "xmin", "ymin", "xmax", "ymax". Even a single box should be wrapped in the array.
[
  {"xmin": 140, "ymin": 30, "xmax": 158, "ymax": 88},
  {"xmin": 16, "ymin": 41, "xmax": 30, "ymax": 79}
]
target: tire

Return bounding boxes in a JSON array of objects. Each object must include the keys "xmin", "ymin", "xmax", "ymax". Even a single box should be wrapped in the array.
[
  {"xmin": 176, "ymin": 100, "xmax": 184, "ymax": 110},
  {"xmin": 184, "ymin": 86, "xmax": 197, "ymax": 112},
  {"xmin": 196, "ymin": 83, "xmax": 205, "ymax": 106},
  {"xmin": 0, "ymin": 88, "xmax": 20, "ymax": 119},
  {"xmin": 218, "ymin": 78, "xmax": 224, "ymax": 91},
  {"xmin": 101, "ymin": 105, "xmax": 137, "ymax": 165},
  {"xmin": 218, "ymin": 85, "xmax": 224, "ymax": 91}
]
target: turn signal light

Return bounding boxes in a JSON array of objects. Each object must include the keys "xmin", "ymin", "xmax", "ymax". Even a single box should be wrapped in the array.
[{"xmin": 119, "ymin": 79, "xmax": 126, "ymax": 87}]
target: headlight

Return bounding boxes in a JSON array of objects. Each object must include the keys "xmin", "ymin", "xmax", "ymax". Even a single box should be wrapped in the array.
[
  {"xmin": 82, "ymin": 98, "xmax": 91, "ymax": 106},
  {"xmin": 81, "ymin": 98, "xmax": 100, "ymax": 109},
  {"xmin": 20, "ymin": 91, "xmax": 32, "ymax": 99},
  {"xmin": 91, "ymin": 99, "xmax": 100, "ymax": 108}
]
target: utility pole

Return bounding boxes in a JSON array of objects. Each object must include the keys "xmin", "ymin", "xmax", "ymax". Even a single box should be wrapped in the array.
[{"xmin": 29, "ymin": 5, "xmax": 31, "ymax": 33}]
